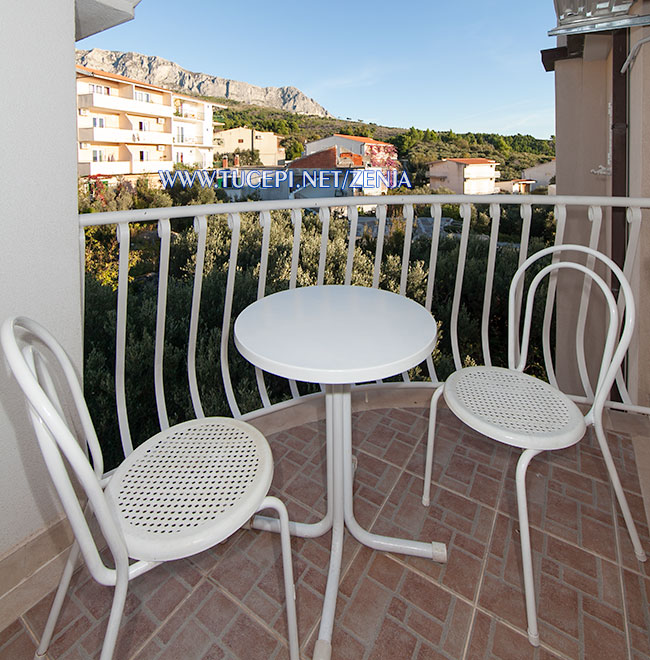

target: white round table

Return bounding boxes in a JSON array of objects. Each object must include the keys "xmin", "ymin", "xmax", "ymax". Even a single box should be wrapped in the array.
[{"xmin": 234, "ymin": 285, "xmax": 447, "ymax": 660}]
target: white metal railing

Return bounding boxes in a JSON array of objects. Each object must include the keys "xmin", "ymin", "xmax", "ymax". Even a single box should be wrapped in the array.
[{"xmin": 79, "ymin": 194, "xmax": 650, "ymax": 457}]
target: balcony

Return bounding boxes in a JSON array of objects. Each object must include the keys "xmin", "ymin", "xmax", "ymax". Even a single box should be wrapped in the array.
[
  {"xmin": 78, "ymin": 160, "xmax": 131, "ymax": 176},
  {"xmin": 174, "ymin": 110, "xmax": 206, "ymax": 121},
  {"xmin": 173, "ymin": 135, "xmax": 204, "ymax": 145},
  {"xmin": 78, "ymin": 93, "xmax": 174, "ymax": 118},
  {"xmin": 78, "ymin": 127, "xmax": 173, "ymax": 145},
  {"xmin": 2, "ymin": 194, "xmax": 649, "ymax": 658}
]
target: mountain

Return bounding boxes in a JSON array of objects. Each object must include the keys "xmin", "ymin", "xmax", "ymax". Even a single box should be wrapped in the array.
[{"xmin": 75, "ymin": 48, "xmax": 330, "ymax": 117}]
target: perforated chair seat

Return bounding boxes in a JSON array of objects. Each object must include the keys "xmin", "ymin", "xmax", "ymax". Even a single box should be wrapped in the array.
[
  {"xmin": 444, "ymin": 366, "xmax": 586, "ymax": 451},
  {"xmin": 105, "ymin": 418, "xmax": 274, "ymax": 562}
]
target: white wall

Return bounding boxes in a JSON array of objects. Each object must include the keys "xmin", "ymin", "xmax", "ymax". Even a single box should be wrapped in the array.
[{"xmin": 0, "ymin": 1, "xmax": 82, "ymax": 557}]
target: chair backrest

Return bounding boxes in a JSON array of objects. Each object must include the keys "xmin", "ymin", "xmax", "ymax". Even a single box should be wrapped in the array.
[
  {"xmin": 507, "ymin": 244, "xmax": 634, "ymax": 416},
  {"xmin": 1, "ymin": 317, "xmax": 127, "ymax": 585}
]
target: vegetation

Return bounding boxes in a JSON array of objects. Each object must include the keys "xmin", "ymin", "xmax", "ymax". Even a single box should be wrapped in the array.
[
  {"xmin": 79, "ymin": 101, "xmax": 556, "ymax": 466},
  {"xmin": 208, "ymin": 98, "xmax": 554, "ymax": 183},
  {"xmin": 81, "ymin": 176, "xmax": 555, "ymax": 469}
]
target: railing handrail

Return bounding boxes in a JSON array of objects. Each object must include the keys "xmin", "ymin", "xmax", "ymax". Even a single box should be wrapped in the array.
[
  {"xmin": 79, "ymin": 194, "xmax": 650, "ymax": 226},
  {"xmin": 79, "ymin": 193, "xmax": 650, "ymax": 460}
]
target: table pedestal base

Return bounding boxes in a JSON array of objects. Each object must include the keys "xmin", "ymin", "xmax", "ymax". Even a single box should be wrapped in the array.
[{"xmin": 252, "ymin": 385, "xmax": 447, "ymax": 660}]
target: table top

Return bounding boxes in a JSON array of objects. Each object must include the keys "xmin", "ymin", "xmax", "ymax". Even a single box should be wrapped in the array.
[{"xmin": 234, "ymin": 285, "xmax": 437, "ymax": 384}]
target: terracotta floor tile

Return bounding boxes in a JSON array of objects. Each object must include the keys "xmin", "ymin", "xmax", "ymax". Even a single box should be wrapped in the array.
[
  {"xmin": 8, "ymin": 406, "xmax": 650, "ymax": 660},
  {"xmin": 0, "ymin": 625, "xmax": 37, "ymax": 660}
]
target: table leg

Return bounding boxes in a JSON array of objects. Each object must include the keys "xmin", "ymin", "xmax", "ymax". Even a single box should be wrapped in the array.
[
  {"xmin": 251, "ymin": 391, "xmax": 334, "ymax": 539},
  {"xmin": 341, "ymin": 387, "xmax": 447, "ymax": 563},
  {"xmin": 313, "ymin": 385, "xmax": 346, "ymax": 660}
]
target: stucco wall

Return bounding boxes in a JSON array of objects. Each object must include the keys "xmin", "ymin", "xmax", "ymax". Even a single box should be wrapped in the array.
[
  {"xmin": 0, "ymin": 1, "xmax": 82, "ymax": 558},
  {"xmin": 554, "ymin": 44, "xmax": 613, "ymax": 396}
]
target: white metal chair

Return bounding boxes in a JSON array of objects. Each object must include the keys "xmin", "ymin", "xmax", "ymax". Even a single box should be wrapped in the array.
[
  {"xmin": 1, "ymin": 316, "xmax": 299, "ymax": 660},
  {"xmin": 421, "ymin": 244, "xmax": 647, "ymax": 646}
]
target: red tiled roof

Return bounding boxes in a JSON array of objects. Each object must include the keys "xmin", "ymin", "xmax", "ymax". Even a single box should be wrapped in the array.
[
  {"xmin": 445, "ymin": 158, "xmax": 498, "ymax": 165},
  {"xmin": 339, "ymin": 151, "xmax": 363, "ymax": 166},
  {"xmin": 333, "ymin": 134, "xmax": 392, "ymax": 147},
  {"xmin": 76, "ymin": 65, "xmax": 219, "ymax": 104},
  {"xmin": 288, "ymin": 147, "xmax": 338, "ymax": 169}
]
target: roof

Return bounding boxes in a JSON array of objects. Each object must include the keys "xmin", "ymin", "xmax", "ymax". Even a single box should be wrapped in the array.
[
  {"xmin": 76, "ymin": 65, "xmax": 225, "ymax": 106},
  {"xmin": 333, "ymin": 134, "xmax": 393, "ymax": 147},
  {"xmin": 445, "ymin": 158, "xmax": 498, "ymax": 165},
  {"xmin": 339, "ymin": 151, "xmax": 363, "ymax": 166}
]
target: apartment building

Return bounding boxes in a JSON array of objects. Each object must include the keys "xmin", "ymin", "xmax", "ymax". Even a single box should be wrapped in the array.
[
  {"xmin": 214, "ymin": 127, "xmax": 286, "ymax": 166},
  {"xmin": 428, "ymin": 157, "xmax": 501, "ymax": 194},
  {"xmin": 77, "ymin": 66, "xmax": 220, "ymax": 177}
]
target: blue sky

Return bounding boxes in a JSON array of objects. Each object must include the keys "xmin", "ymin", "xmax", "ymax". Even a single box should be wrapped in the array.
[{"xmin": 78, "ymin": 1, "xmax": 559, "ymax": 139}]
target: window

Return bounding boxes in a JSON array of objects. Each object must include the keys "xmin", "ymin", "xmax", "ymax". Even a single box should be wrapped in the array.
[
  {"xmin": 139, "ymin": 150, "xmax": 149, "ymax": 161},
  {"xmin": 177, "ymin": 128, "xmax": 185, "ymax": 143},
  {"xmin": 238, "ymin": 139, "xmax": 244, "ymax": 144},
  {"xmin": 92, "ymin": 117, "xmax": 105, "ymax": 128},
  {"xmin": 92, "ymin": 150, "xmax": 105, "ymax": 162},
  {"xmin": 135, "ymin": 91, "xmax": 152, "ymax": 103},
  {"xmin": 90, "ymin": 84, "xmax": 111, "ymax": 95},
  {"xmin": 175, "ymin": 152, "xmax": 184, "ymax": 164},
  {"xmin": 138, "ymin": 120, "xmax": 149, "ymax": 131}
]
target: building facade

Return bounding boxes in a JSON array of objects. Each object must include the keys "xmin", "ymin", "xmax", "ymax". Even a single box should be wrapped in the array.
[
  {"xmin": 495, "ymin": 178, "xmax": 536, "ymax": 194},
  {"xmin": 214, "ymin": 127, "xmax": 286, "ymax": 166},
  {"xmin": 522, "ymin": 159, "xmax": 556, "ymax": 189},
  {"xmin": 428, "ymin": 158, "xmax": 500, "ymax": 194},
  {"xmin": 304, "ymin": 134, "xmax": 398, "ymax": 169},
  {"xmin": 77, "ymin": 66, "xmax": 218, "ymax": 177}
]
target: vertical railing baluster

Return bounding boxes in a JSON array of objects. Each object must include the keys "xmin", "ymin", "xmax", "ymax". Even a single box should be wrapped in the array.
[
  {"xmin": 345, "ymin": 205, "xmax": 358, "ymax": 286},
  {"xmin": 154, "ymin": 218, "xmax": 171, "ymax": 430},
  {"xmin": 512, "ymin": 203, "xmax": 532, "ymax": 367},
  {"xmin": 574, "ymin": 206, "xmax": 602, "ymax": 399},
  {"xmin": 188, "ymin": 215, "xmax": 207, "ymax": 419},
  {"xmin": 425, "ymin": 203, "xmax": 442, "ymax": 383},
  {"xmin": 255, "ymin": 211, "xmax": 272, "ymax": 408},
  {"xmin": 115, "ymin": 223, "xmax": 133, "ymax": 456},
  {"xmin": 450, "ymin": 203, "xmax": 472, "ymax": 371},
  {"xmin": 372, "ymin": 205, "xmax": 387, "ymax": 289},
  {"xmin": 399, "ymin": 204, "xmax": 414, "ymax": 297},
  {"xmin": 221, "ymin": 213, "xmax": 242, "ymax": 418},
  {"xmin": 481, "ymin": 203, "xmax": 501, "ymax": 366},
  {"xmin": 399, "ymin": 204, "xmax": 415, "ymax": 381},
  {"xmin": 79, "ymin": 227, "xmax": 86, "ymax": 337},
  {"xmin": 317, "ymin": 207, "xmax": 330, "ymax": 286},
  {"xmin": 289, "ymin": 208, "xmax": 302, "ymax": 290},
  {"xmin": 615, "ymin": 207, "xmax": 642, "ymax": 403},
  {"xmin": 287, "ymin": 209, "xmax": 302, "ymax": 399},
  {"xmin": 543, "ymin": 204, "xmax": 567, "ymax": 388}
]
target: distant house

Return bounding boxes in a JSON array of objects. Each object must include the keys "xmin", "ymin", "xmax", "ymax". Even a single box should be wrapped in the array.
[
  {"xmin": 304, "ymin": 134, "xmax": 398, "ymax": 169},
  {"xmin": 496, "ymin": 178, "xmax": 536, "ymax": 194},
  {"xmin": 288, "ymin": 146, "xmax": 388, "ymax": 195},
  {"xmin": 522, "ymin": 159, "xmax": 556, "ymax": 190},
  {"xmin": 428, "ymin": 158, "xmax": 500, "ymax": 194},
  {"xmin": 214, "ymin": 127, "xmax": 286, "ymax": 166}
]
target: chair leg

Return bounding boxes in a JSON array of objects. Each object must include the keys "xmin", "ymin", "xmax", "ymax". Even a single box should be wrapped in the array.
[
  {"xmin": 515, "ymin": 448, "xmax": 542, "ymax": 647},
  {"xmin": 260, "ymin": 496, "xmax": 299, "ymax": 660},
  {"xmin": 99, "ymin": 563, "xmax": 129, "ymax": 660},
  {"xmin": 35, "ymin": 541, "xmax": 80, "ymax": 658},
  {"xmin": 593, "ymin": 421, "xmax": 647, "ymax": 562},
  {"xmin": 423, "ymin": 385, "xmax": 444, "ymax": 506}
]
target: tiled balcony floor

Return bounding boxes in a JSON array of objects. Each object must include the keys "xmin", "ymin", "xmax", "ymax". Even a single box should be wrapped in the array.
[{"xmin": 1, "ymin": 403, "xmax": 649, "ymax": 660}]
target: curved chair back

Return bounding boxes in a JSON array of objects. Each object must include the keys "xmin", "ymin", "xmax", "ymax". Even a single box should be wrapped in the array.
[
  {"xmin": 1, "ymin": 317, "xmax": 127, "ymax": 586},
  {"xmin": 507, "ymin": 245, "xmax": 634, "ymax": 418}
]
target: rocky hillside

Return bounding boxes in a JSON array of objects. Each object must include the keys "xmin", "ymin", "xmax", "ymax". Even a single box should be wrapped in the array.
[{"xmin": 76, "ymin": 48, "xmax": 330, "ymax": 117}]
